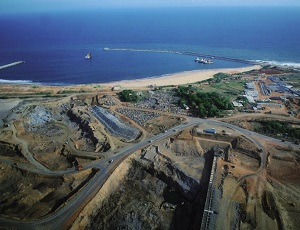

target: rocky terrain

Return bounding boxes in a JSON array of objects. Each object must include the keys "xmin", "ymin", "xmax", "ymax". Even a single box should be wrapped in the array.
[
  {"xmin": 73, "ymin": 131, "xmax": 210, "ymax": 230},
  {"xmin": 0, "ymin": 87, "xmax": 299, "ymax": 230},
  {"xmin": 72, "ymin": 127, "xmax": 270, "ymax": 230},
  {"xmin": 0, "ymin": 161, "xmax": 98, "ymax": 220}
]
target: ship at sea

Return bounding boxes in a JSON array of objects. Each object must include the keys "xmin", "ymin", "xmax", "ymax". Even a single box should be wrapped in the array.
[
  {"xmin": 195, "ymin": 57, "xmax": 213, "ymax": 64},
  {"xmin": 85, "ymin": 52, "xmax": 92, "ymax": 60}
]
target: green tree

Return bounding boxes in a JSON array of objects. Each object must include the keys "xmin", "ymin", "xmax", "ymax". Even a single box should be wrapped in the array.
[
  {"xmin": 117, "ymin": 90, "xmax": 138, "ymax": 102},
  {"xmin": 176, "ymin": 86, "xmax": 232, "ymax": 118}
]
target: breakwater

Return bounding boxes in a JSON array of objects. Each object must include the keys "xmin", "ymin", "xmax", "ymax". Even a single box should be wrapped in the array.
[
  {"xmin": 103, "ymin": 48, "xmax": 258, "ymax": 65},
  {"xmin": 0, "ymin": 61, "xmax": 25, "ymax": 70}
]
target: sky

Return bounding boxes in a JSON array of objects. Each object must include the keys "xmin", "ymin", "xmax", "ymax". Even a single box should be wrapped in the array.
[{"xmin": 1, "ymin": 0, "xmax": 300, "ymax": 14}]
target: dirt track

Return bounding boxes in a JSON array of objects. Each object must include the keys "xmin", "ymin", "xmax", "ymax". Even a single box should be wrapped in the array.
[{"xmin": 0, "ymin": 88, "xmax": 299, "ymax": 229}]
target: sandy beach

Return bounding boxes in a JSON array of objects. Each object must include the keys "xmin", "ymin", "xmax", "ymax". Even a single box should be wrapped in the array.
[
  {"xmin": 0, "ymin": 65, "xmax": 261, "ymax": 96},
  {"xmin": 102, "ymin": 65, "xmax": 261, "ymax": 88}
]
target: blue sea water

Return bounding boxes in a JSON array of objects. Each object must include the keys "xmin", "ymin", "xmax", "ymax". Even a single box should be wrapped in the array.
[{"xmin": 0, "ymin": 7, "xmax": 299, "ymax": 85}]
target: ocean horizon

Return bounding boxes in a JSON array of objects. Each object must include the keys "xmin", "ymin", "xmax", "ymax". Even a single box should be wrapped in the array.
[{"xmin": 0, "ymin": 7, "xmax": 299, "ymax": 85}]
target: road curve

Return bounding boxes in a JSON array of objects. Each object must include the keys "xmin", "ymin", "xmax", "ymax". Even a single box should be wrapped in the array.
[{"xmin": 0, "ymin": 117, "xmax": 295, "ymax": 229}]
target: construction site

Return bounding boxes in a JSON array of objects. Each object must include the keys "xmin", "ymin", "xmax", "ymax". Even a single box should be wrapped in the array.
[{"xmin": 0, "ymin": 66, "xmax": 300, "ymax": 230}]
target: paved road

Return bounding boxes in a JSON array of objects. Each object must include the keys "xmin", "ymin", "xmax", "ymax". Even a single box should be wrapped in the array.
[
  {"xmin": 0, "ymin": 120, "xmax": 199, "ymax": 229},
  {"xmin": 0, "ymin": 117, "xmax": 296, "ymax": 229}
]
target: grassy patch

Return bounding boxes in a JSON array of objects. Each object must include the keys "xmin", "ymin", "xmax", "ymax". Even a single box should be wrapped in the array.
[
  {"xmin": 34, "ymin": 91, "xmax": 52, "ymax": 95},
  {"xmin": 253, "ymin": 119, "xmax": 300, "ymax": 141},
  {"xmin": 282, "ymin": 75, "xmax": 300, "ymax": 88},
  {"xmin": 57, "ymin": 89, "xmax": 90, "ymax": 94}
]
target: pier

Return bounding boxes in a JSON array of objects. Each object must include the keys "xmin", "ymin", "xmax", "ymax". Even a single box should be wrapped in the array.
[
  {"xmin": 0, "ymin": 61, "xmax": 25, "ymax": 70},
  {"xmin": 103, "ymin": 48, "xmax": 258, "ymax": 65}
]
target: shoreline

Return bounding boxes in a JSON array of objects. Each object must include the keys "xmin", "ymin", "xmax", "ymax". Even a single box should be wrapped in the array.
[
  {"xmin": 102, "ymin": 65, "xmax": 262, "ymax": 88},
  {"xmin": 0, "ymin": 65, "xmax": 261, "ymax": 90}
]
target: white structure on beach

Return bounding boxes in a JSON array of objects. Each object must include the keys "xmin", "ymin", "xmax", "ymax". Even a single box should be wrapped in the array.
[{"xmin": 112, "ymin": 85, "xmax": 121, "ymax": 91}]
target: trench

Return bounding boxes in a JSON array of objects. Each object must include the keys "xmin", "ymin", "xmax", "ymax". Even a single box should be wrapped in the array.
[
  {"xmin": 88, "ymin": 150, "xmax": 215, "ymax": 230},
  {"xmin": 261, "ymin": 190, "xmax": 284, "ymax": 230},
  {"xmin": 144, "ymin": 149, "xmax": 215, "ymax": 230}
]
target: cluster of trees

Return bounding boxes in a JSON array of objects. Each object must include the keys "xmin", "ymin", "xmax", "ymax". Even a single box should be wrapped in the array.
[
  {"xmin": 198, "ymin": 72, "xmax": 229, "ymax": 84},
  {"xmin": 117, "ymin": 90, "xmax": 138, "ymax": 102},
  {"xmin": 236, "ymin": 96, "xmax": 249, "ymax": 106},
  {"xmin": 255, "ymin": 120, "xmax": 300, "ymax": 140},
  {"xmin": 176, "ymin": 86, "xmax": 233, "ymax": 118},
  {"xmin": 213, "ymin": 73, "xmax": 230, "ymax": 83}
]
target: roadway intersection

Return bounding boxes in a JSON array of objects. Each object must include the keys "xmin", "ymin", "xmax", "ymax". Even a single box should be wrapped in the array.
[{"xmin": 0, "ymin": 117, "xmax": 298, "ymax": 229}]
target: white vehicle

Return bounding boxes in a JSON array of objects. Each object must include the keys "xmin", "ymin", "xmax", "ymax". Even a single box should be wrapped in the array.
[
  {"xmin": 149, "ymin": 140, "xmax": 154, "ymax": 143},
  {"xmin": 109, "ymin": 159, "xmax": 114, "ymax": 163}
]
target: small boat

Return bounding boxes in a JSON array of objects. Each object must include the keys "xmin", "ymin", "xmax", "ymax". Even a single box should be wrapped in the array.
[
  {"xmin": 85, "ymin": 52, "xmax": 92, "ymax": 60},
  {"xmin": 195, "ymin": 57, "xmax": 213, "ymax": 64}
]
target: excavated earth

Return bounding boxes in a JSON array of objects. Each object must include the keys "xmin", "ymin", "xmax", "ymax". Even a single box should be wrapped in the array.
[
  {"xmin": 0, "ymin": 161, "xmax": 98, "ymax": 220},
  {"xmin": 74, "ymin": 130, "xmax": 222, "ymax": 230},
  {"xmin": 78, "ymin": 152, "xmax": 209, "ymax": 229},
  {"xmin": 1, "ymin": 93, "xmax": 300, "ymax": 230}
]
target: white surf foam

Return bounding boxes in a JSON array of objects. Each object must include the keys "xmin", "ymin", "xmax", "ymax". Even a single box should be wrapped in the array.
[
  {"xmin": 0, "ymin": 79, "xmax": 37, "ymax": 84},
  {"xmin": 253, "ymin": 60, "xmax": 300, "ymax": 69}
]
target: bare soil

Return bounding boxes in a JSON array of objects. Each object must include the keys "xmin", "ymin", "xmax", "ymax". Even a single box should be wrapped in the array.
[
  {"xmin": 0, "ymin": 161, "xmax": 97, "ymax": 220},
  {"xmin": 0, "ymin": 81, "xmax": 299, "ymax": 229},
  {"xmin": 143, "ymin": 115, "xmax": 182, "ymax": 135}
]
